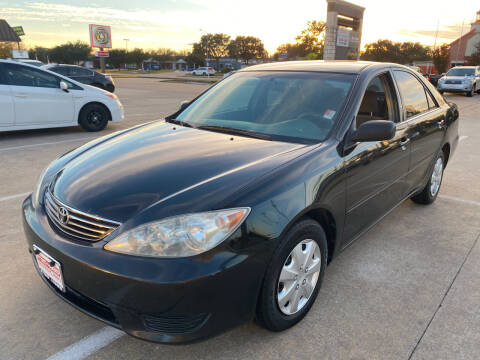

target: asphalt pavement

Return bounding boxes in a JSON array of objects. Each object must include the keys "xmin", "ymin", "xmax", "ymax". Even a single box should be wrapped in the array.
[{"xmin": 0, "ymin": 78, "xmax": 478, "ymax": 360}]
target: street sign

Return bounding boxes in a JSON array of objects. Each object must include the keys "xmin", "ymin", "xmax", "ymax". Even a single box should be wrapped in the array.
[
  {"xmin": 336, "ymin": 28, "xmax": 350, "ymax": 48},
  {"xmin": 89, "ymin": 24, "xmax": 112, "ymax": 49},
  {"xmin": 11, "ymin": 49, "xmax": 29, "ymax": 59},
  {"xmin": 12, "ymin": 26, "xmax": 25, "ymax": 36},
  {"xmin": 95, "ymin": 51, "xmax": 110, "ymax": 57}
]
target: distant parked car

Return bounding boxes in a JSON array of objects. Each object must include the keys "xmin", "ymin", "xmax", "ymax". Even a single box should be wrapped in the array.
[
  {"xmin": 192, "ymin": 67, "xmax": 215, "ymax": 76},
  {"xmin": 14, "ymin": 59, "xmax": 44, "ymax": 67},
  {"xmin": 428, "ymin": 73, "xmax": 444, "ymax": 87},
  {"xmin": 0, "ymin": 60, "xmax": 123, "ymax": 132},
  {"xmin": 42, "ymin": 64, "xmax": 115, "ymax": 93},
  {"xmin": 437, "ymin": 66, "xmax": 480, "ymax": 96}
]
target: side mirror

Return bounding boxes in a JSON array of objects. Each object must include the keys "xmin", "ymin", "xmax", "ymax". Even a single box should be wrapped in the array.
[
  {"xmin": 352, "ymin": 120, "xmax": 396, "ymax": 142},
  {"xmin": 441, "ymin": 73, "xmax": 446, "ymax": 76},
  {"xmin": 60, "ymin": 81, "xmax": 69, "ymax": 92},
  {"xmin": 179, "ymin": 100, "xmax": 190, "ymax": 111}
]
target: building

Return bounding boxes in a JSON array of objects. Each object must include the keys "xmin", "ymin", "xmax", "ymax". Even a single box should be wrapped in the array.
[{"xmin": 449, "ymin": 10, "xmax": 480, "ymax": 66}]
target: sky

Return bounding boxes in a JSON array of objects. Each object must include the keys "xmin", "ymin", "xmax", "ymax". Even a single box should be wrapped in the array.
[{"xmin": 1, "ymin": 0, "xmax": 479, "ymax": 53}]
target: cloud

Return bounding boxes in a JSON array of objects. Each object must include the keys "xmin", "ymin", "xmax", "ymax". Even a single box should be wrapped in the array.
[{"xmin": 397, "ymin": 24, "xmax": 467, "ymax": 42}]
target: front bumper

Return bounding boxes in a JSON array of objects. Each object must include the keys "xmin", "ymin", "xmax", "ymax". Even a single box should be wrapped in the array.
[
  {"xmin": 22, "ymin": 195, "xmax": 265, "ymax": 343},
  {"xmin": 437, "ymin": 84, "xmax": 471, "ymax": 93}
]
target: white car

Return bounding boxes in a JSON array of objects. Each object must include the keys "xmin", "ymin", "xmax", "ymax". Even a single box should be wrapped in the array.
[
  {"xmin": 437, "ymin": 66, "xmax": 480, "ymax": 97},
  {"xmin": 192, "ymin": 67, "xmax": 215, "ymax": 76},
  {"xmin": 0, "ymin": 60, "xmax": 124, "ymax": 132}
]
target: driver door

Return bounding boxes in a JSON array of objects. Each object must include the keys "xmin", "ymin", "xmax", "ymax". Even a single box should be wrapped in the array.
[
  {"xmin": 343, "ymin": 72, "xmax": 411, "ymax": 244},
  {"xmin": 4, "ymin": 63, "xmax": 74, "ymax": 125}
]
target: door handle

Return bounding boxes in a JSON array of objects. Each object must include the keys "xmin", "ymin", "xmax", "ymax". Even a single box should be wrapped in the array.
[
  {"xmin": 400, "ymin": 137, "xmax": 410, "ymax": 150},
  {"xmin": 14, "ymin": 93, "xmax": 27, "ymax": 98}
]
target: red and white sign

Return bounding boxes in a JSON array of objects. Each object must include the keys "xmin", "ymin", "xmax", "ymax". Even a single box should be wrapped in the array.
[
  {"xmin": 89, "ymin": 24, "xmax": 112, "ymax": 49},
  {"xmin": 95, "ymin": 51, "xmax": 110, "ymax": 58},
  {"xmin": 34, "ymin": 246, "xmax": 65, "ymax": 292},
  {"xmin": 336, "ymin": 27, "xmax": 350, "ymax": 48}
]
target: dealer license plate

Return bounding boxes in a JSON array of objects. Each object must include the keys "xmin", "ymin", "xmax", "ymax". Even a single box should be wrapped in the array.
[{"xmin": 33, "ymin": 245, "xmax": 65, "ymax": 292}]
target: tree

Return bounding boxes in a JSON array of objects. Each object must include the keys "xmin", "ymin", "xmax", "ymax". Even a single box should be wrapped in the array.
[
  {"xmin": 48, "ymin": 41, "xmax": 91, "ymax": 64},
  {"xmin": 274, "ymin": 20, "xmax": 326, "ymax": 60},
  {"xmin": 192, "ymin": 33, "xmax": 231, "ymax": 67},
  {"xmin": 28, "ymin": 46, "xmax": 49, "ymax": 63},
  {"xmin": 431, "ymin": 43, "xmax": 450, "ymax": 74},
  {"xmin": 108, "ymin": 49, "xmax": 127, "ymax": 68},
  {"xmin": 295, "ymin": 20, "xmax": 325, "ymax": 55},
  {"xmin": 228, "ymin": 36, "xmax": 267, "ymax": 64},
  {"xmin": 125, "ymin": 48, "xmax": 148, "ymax": 68},
  {"xmin": 361, "ymin": 39, "xmax": 430, "ymax": 64},
  {"xmin": 0, "ymin": 42, "xmax": 14, "ymax": 59}
]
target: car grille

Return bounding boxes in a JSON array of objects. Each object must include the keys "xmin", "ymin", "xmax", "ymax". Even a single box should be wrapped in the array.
[
  {"xmin": 445, "ymin": 80, "xmax": 461, "ymax": 84},
  {"xmin": 142, "ymin": 313, "xmax": 209, "ymax": 334},
  {"xmin": 44, "ymin": 190, "xmax": 121, "ymax": 242}
]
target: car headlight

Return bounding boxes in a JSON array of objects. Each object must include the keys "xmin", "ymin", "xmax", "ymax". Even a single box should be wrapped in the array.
[
  {"xmin": 32, "ymin": 162, "xmax": 56, "ymax": 207},
  {"xmin": 104, "ymin": 208, "xmax": 250, "ymax": 258}
]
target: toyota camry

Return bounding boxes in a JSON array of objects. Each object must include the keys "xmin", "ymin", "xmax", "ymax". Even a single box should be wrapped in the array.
[{"xmin": 23, "ymin": 61, "xmax": 459, "ymax": 344}]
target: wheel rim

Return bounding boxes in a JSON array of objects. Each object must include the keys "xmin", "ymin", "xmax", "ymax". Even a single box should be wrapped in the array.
[
  {"xmin": 277, "ymin": 239, "xmax": 321, "ymax": 315},
  {"xmin": 430, "ymin": 157, "xmax": 443, "ymax": 197},
  {"xmin": 87, "ymin": 111, "xmax": 104, "ymax": 127}
]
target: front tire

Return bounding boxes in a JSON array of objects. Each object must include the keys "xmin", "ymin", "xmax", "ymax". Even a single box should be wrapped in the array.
[
  {"xmin": 411, "ymin": 152, "xmax": 445, "ymax": 205},
  {"xmin": 466, "ymin": 87, "xmax": 474, "ymax": 97},
  {"xmin": 256, "ymin": 219, "xmax": 327, "ymax": 332},
  {"xmin": 79, "ymin": 104, "xmax": 109, "ymax": 132}
]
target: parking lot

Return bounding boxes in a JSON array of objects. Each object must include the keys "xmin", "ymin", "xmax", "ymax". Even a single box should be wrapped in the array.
[{"xmin": 0, "ymin": 78, "xmax": 479, "ymax": 360}]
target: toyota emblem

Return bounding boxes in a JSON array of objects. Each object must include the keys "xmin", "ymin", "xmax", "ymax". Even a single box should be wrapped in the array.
[{"xmin": 57, "ymin": 207, "xmax": 69, "ymax": 225}]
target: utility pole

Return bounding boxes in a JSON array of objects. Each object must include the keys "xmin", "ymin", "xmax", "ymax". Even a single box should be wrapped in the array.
[
  {"xmin": 455, "ymin": 20, "xmax": 465, "ymax": 66},
  {"xmin": 123, "ymin": 38, "xmax": 129, "ymax": 52},
  {"xmin": 199, "ymin": 28, "xmax": 209, "ymax": 76}
]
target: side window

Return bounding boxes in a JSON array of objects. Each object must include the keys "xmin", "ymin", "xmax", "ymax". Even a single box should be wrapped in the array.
[
  {"xmin": 356, "ymin": 73, "xmax": 397, "ymax": 128},
  {"xmin": 54, "ymin": 67, "xmax": 71, "ymax": 76},
  {"xmin": 5, "ymin": 64, "xmax": 60, "ymax": 88},
  {"xmin": 393, "ymin": 71, "xmax": 429, "ymax": 119},
  {"xmin": 70, "ymin": 67, "xmax": 93, "ymax": 76},
  {"xmin": 0, "ymin": 64, "xmax": 6, "ymax": 85}
]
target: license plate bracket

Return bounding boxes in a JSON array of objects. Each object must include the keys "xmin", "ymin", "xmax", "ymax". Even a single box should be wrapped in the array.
[{"xmin": 33, "ymin": 245, "xmax": 65, "ymax": 292}]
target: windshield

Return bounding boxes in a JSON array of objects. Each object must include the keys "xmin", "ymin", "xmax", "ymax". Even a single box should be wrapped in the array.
[
  {"xmin": 176, "ymin": 71, "xmax": 355, "ymax": 143},
  {"xmin": 447, "ymin": 68, "xmax": 475, "ymax": 76}
]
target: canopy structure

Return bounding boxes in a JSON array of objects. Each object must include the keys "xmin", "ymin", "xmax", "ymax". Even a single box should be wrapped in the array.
[{"xmin": 0, "ymin": 19, "xmax": 21, "ymax": 42}]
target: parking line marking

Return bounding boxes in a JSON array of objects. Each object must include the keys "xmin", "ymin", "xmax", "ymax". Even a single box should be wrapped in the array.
[
  {"xmin": 0, "ymin": 137, "xmax": 92, "ymax": 152},
  {"xmin": 45, "ymin": 327, "xmax": 124, "ymax": 360},
  {"xmin": 439, "ymin": 195, "xmax": 480, "ymax": 207},
  {"xmin": 0, "ymin": 192, "xmax": 31, "ymax": 202},
  {"xmin": 459, "ymin": 135, "xmax": 468, "ymax": 142}
]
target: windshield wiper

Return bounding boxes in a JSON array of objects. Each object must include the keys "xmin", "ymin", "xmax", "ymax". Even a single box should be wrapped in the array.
[
  {"xmin": 166, "ymin": 118, "xmax": 194, "ymax": 128},
  {"xmin": 196, "ymin": 125, "xmax": 273, "ymax": 140}
]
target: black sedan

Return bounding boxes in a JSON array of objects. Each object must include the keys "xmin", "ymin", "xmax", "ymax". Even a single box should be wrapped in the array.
[
  {"xmin": 42, "ymin": 64, "xmax": 115, "ymax": 92},
  {"xmin": 23, "ymin": 61, "xmax": 459, "ymax": 344}
]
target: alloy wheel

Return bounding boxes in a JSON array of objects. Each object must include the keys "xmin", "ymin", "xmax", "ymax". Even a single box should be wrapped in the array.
[
  {"xmin": 430, "ymin": 157, "xmax": 443, "ymax": 197},
  {"xmin": 277, "ymin": 239, "xmax": 321, "ymax": 315}
]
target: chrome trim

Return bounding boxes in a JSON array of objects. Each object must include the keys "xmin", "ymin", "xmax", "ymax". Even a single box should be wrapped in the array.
[{"xmin": 44, "ymin": 190, "xmax": 121, "ymax": 242}]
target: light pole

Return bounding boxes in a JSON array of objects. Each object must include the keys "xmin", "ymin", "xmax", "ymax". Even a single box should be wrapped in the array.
[
  {"xmin": 199, "ymin": 28, "xmax": 209, "ymax": 76},
  {"xmin": 123, "ymin": 38, "xmax": 130, "ymax": 53}
]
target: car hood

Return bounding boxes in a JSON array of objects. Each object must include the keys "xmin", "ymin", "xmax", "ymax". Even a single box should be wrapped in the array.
[{"xmin": 52, "ymin": 122, "xmax": 308, "ymax": 222}]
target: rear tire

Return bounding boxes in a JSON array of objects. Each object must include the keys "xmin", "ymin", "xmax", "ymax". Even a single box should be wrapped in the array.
[
  {"xmin": 79, "ymin": 104, "xmax": 109, "ymax": 132},
  {"xmin": 256, "ymin": 219, "xmax": 327, "ymax": 332},
  {"xmin": 411, "ymin": 152, "xmax": 445, "ymax": 205}
]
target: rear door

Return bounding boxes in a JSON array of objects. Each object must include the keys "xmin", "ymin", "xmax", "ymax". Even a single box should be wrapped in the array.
[
  {"xmin": 392, "ymin": 70, "xmax": 446, "ymax": 191},
  {"xmin": 70, "ymin": 67, "xmax": 95, "ymax": 85},
  {"xmin": 0, "ymin": 63, "xmax": 15, "ymax": 126},
  {"xmin": 343, "ymin": 71, "xmax": 411, "ymax": 242},
  {"xmin": 4, "ymin": 63, "xmax": 74, "ymax": 125}
]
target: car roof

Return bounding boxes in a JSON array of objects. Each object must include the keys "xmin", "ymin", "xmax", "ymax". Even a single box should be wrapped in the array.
[{"xmin": 240, "ymin": 60, "xmax": 402, "ymax": 74}]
